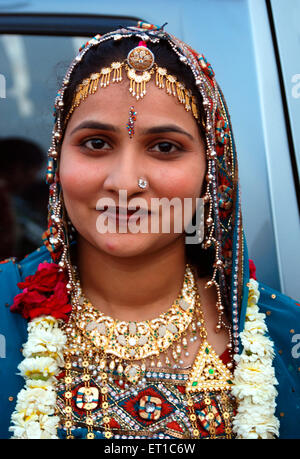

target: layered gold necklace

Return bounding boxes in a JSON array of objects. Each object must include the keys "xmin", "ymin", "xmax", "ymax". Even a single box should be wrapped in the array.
[{"xmin": 60, "ymin": 264, "xmax": 235, "ymax": 439}]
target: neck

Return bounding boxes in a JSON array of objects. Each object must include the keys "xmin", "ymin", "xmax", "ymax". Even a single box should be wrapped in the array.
[{"xmin": 76, "ymin": 236, "xmax": 190, "ymax": 322}]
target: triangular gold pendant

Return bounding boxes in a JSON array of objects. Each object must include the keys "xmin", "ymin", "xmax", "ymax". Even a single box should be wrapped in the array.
[{"xmin": 186, "ymin": 341, "xmax": 233, "ymax": 393}]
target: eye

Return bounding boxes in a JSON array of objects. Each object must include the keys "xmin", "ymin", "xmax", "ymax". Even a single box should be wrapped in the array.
[
  {"xmin": 81, "ymin": 137, "xmax": 111, "ymax": 151},
  {"xmin": 150, "ymin": 142, "xmax": 181, "ymax": 155}
]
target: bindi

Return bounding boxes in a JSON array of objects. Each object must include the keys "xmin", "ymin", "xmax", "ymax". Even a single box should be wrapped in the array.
[{"xmin": 126, "ymin": 106, "xmax": 137, "ymax": 138}]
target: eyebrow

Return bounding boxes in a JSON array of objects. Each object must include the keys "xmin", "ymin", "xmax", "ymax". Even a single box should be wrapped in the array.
[
  {"xmin": 69, "ymin": 120, "xmax": 194, "ymax": 141},
  {"xmin": 70, "ymin": 121, "xmax": 119, "ymax": 136},
  {"xmin": 141, "ymin": 125, "xmax": 195, "ymax": 141}
]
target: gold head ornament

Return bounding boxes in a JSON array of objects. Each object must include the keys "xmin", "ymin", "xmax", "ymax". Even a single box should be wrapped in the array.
[{"xmin": 64, "ymin": 41, "xmax": 199, "ymax": 125}]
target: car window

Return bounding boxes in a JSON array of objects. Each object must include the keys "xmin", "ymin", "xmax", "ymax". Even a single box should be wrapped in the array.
[{"xmin": 0, "ymin": 35, "xmax": 86, "ymax": 260}]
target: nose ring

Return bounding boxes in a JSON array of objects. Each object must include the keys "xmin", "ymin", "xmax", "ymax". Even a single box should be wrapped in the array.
[{"xmin": 138, "ymin": 178, "xmax": 148, "ymax": 189}]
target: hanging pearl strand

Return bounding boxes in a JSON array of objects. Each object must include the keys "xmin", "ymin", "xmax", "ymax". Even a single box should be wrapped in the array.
[
  {"xmin": 200, "ymin": 84, "xmax": 227, "ymax": 334},
  {"xmin": 215, "ymin": 92, "xmax": 241, "ymax": 356},
  {"xmin": 231, "ymin": 196, "xmax": 242, "ymax": 355},
  {"xmin": 209, "ymin": 81, "xmax": 241, "ymax": 355}
]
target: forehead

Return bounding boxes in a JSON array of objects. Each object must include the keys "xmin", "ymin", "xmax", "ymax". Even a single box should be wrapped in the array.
[{"xmin": 65, "ymin": 79, "xmax": 200, "ymax": 136}]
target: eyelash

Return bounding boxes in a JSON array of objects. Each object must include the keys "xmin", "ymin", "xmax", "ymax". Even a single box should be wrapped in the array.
[
  {"xmin": 80, "ymin": 137, "xmax": 183, "ymax": 156},
  {"xmin": 81, "ymin": 138, "xmax": 110, "ymax": 151}
]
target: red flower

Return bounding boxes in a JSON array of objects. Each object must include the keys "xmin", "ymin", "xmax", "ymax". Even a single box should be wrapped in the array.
[
  {"xmin": 10, "ymin": 262, "xmax": 72, "ymax": 322},
  {"xmin": 249, "ymin": 259, "xmax": 257, "ymax": 280}
]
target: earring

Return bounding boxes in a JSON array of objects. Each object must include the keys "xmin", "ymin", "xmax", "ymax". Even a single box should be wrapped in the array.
[{"xmin": 42, "ymin": 182, "xmax": 69, "ymax": 266}]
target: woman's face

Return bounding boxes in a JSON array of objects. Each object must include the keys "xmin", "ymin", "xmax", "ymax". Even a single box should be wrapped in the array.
[{"xmin": 60, "ymin": 77, "xmax": 207, "ymax": 258}]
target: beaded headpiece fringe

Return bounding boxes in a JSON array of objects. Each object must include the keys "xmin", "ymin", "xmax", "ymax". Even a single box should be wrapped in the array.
[{"xmin": 64, "ymin": 61, "xmax": 199, "ymax": 126}]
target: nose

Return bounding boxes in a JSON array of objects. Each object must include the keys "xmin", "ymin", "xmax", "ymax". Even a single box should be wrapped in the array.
[{"xmin": 102, "ymin": 149, "xmax": 147, "ymax": 198}]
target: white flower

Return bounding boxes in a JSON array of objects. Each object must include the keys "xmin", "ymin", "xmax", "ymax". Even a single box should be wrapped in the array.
[
  {"xmin": 18, "ymin": 356, "xmax": 58, "ymax": 380},
  {"xmin": 243, "ymin": 316, "xmax": 267, "ymax": 335},
  {"xmin": 25, "ymin": 378, "xmax": 54, "ymax": 390},
  {"xmin": 22, "ymin": 327, "xmax": 66, "ymax": 365},
  {"xmin": 248, "ymin": 278, "xmax": 259, "ymax": 293},
  {"xmin": 9, "ymin": 412, "xmax": 59, "ymax": 439},
  {"xmin": 27, "ymin": 316, "xmax": 61, "ymax": 333},
  {"xmin": 14, "ymin": 387, "xmax": 56, "ymax": 417},
  {"xmin": 247, "ymin": 280, "xmax": 260, "ymax": 307},
  {"xmin": 9, "ymin": 315, "xmax": 66, "ymax": 439},
  {"xmin": 240, "ymin": 333, "xmax": 275, "ymax": 359},
  {"xmin": 232, "ymin": 277, "xmax": 279, "ymax": 439},
  {"xmin": 233, "ymin": 367, "xmax": 274, "ymax": 390},
  {"xmin": 39, "ymin": 415, "xmax": 60, "ymax": 439},
  {"xmin": 9, "ymin": 412, "xmax": 38, "ymax": 439},
  {"xmin": 233, "ymin": 408, "xmax": 280, "ymax": 439}
]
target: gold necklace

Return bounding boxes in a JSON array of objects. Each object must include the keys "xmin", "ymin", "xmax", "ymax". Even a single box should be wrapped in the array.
[
  {"xmin": 60, "ymin": 264, "xmax": 235, "ymax": 439},
  {"xmin": 72, "ymin": 263, "xmax": 196, "ymax": 357},
  {"xmin": 65, "ymin": 264, "xmax": 204, "ymax": 381}
]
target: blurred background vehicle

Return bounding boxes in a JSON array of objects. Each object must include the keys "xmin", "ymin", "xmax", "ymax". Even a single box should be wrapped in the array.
[{"xmin": 0, "ymin": 0, "xmax": 299, "ymax": 299}]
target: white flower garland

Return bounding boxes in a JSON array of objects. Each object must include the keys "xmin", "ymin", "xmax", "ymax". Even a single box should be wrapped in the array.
[
  {"xmin": 9, "ymin": 316, "xmax": 67, "ymax": 439},
  {"xmin": 9, "ymin": 279, "xmax": 279, "ymax": 439},
  {"xmin": 231, "ymin": 278, "xmax": 280, "ymax": 438}
]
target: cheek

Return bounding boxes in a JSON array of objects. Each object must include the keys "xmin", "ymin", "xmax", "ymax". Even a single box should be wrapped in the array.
[
  {"xmin": 59, "ymin": 148, "xmax": 99, "ymax": 202},
  {"xmin": 153, "ymin": 159, "xmax": 206, "ymax": 199}
]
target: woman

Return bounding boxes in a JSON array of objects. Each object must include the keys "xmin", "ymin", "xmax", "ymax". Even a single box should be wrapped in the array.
[{"xmin": 0, "ymin": 22, "xmax": 299, "ymax": 440}]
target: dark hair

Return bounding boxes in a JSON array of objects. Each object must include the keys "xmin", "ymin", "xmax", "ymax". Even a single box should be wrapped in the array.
[
  {"xmin": 61, "ymin": 36, "xmax": 214, "ymax": 278},
  {"xmin": 61, "ymin": 37, "xmax": 206, "ymax": 138}
]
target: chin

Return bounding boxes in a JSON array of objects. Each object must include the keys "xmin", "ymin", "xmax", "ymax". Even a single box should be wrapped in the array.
[{"xmin": 92, "ymin": 233, "xmax": 154, "ymax": 258}]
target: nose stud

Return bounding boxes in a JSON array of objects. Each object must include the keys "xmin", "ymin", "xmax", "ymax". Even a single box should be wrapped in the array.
[{"xmin": 138, "ymin": 178, "xmax": 148, "ymax": 189}]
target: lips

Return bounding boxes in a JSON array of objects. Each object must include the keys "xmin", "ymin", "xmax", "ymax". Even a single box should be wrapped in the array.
[{"xmin": 99, "ymin": 205, "xmax": 150, "ymax": 220}]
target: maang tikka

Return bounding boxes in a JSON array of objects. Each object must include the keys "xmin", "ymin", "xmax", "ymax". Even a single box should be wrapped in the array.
[{"xmin": 63, "ymin": 40, "xmax": 199, "ymax": 126}]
